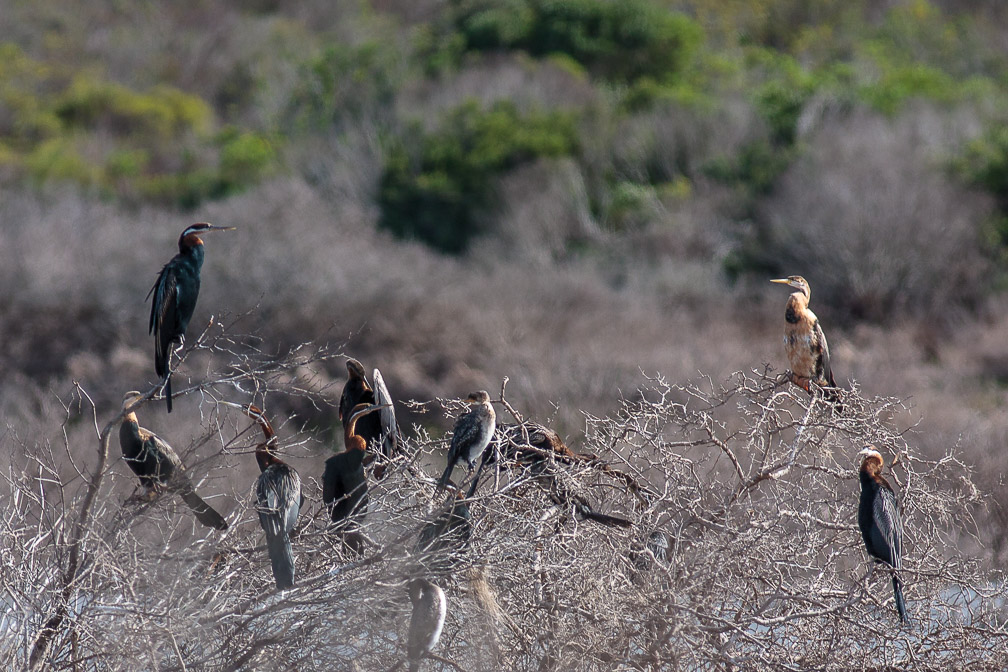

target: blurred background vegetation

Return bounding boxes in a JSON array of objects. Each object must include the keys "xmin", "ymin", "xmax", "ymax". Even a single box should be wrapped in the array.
[{"xmin": 4, "ymin": 0, "xmax": 1008, "ymax": 563}]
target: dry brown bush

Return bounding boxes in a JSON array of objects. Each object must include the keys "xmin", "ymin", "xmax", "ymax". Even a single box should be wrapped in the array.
[
  {"xmin": 4, "ymin": 318, "xmax": 1006, "ymax": 670},
  {"xmin": 752, "ymin": 105, "xmax": 993, "ymax": 323}
]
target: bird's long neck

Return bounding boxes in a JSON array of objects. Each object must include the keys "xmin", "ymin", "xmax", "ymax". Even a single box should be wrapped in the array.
[
  {"xmin": 178, "ymin": 235, "xmax": 206, "ymax": 268},
  {"xmin": 785, "ymin": 292, "xmax": 808, "ymax": 324},
  {"xmin": 480, "ymin": 400, "xmax": 496, "ymax": 422},
  {"xmin": 859, "ymin": 457, "xmax": 884, "ymax": 486},
  {"xmin": 256, "ymin": 443, "xmax": 282, "ymax": 472},
  {"xmin": 344, "ymin": 415, "xmax": 367, "ymax": 453},
  {"xmin": 120, "ymin": 412, "xmax": 143, "ymax": 447}
]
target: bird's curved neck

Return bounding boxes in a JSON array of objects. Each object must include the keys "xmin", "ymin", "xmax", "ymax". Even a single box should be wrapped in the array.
[
  {"xmin": 121, "ymin": 412, "xmax": 142, "ymax": 443},
  {"xmin": 344, "ymin": 417, "xmax": 367, "ymax": 453},
  {"xmin": 178, "ymin": 233, "xmax": 205, "ymax": 255},
  {"xmin": 256, "ymin": 443, "xmax": 282, "ymax": 472},
  {"xmin": 860, "ymin": 457, "xmax": 883, "ymax": 479}
]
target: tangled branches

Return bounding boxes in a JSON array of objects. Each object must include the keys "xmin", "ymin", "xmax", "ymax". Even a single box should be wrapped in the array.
[{"xmin": 1, "ymin": 323, "xmax": 1005, "ymax": 670}]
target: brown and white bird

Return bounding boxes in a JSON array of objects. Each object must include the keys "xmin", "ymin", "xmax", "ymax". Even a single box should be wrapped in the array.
[
  {"xmin": 857, "ymin": 445, "xmax": 908, "ymax": 624},
  {"xmin": 770, "ymin": 276, "xmax": 839, "ymax": 400},
  {"xmin": 435, "ymin": 391, "xmax": 496, "ymax": 494},
  {"xmin": 407, "ymin": 578, "xmax": 446, "ymax": 672},
  {"xmin": 118, "ymin": 391, "xmax": 228, "ymax": 530}
]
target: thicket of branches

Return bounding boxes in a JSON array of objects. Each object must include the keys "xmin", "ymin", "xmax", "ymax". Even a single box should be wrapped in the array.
[{"xmin": 2, "ymin": 321, "xmax": 1006, "ymax": 670}]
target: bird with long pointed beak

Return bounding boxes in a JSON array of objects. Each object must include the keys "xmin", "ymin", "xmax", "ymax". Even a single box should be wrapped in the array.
[
  {"xmin": 243, "ymin": 404, "xmax": 302, "ymax": 591},
  {"xmin": 148, "ymin": 222, "xmax": 235, "ymax": 412},
  {"xmin": 857, "ymin": 445, "xmax": 909, "ymax": 624},
  {"xmin": 770, "ymin": 276, "xmax": 840, "ymax": 402},
  {"xmin": 118, "ymin": 391, "xmax": 228, "ymax": 530}
]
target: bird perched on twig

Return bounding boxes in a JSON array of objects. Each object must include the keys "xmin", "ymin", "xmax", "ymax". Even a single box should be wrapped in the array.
[
  {"xmin": 118, "ymin": 391, "xmax": 228, "ymax": 530},
  {"xmin": 148, "ymin": 222, "xmax": 235, "ymax": 412},
  {"xmin": 857, "ymin": 445, "xmax": 909, "ymax": 624},
  {"xmin": 339, "ymin": 358, "xmax": 399, "ymax": 459},
  {"xmin": 770, "ymin": 276, "xmax": 841, "ymax": 408},
  {"xmin": 407, "ymin": 578, "xmax": 446, "ymax": 672},
  {"xmin": 244, "ymin": 404, "xmax": 302, "ymax": 591},
  {"xmin": 322, "ymin": 402, "xmax": 388, "ymax": 526},
  {"xmin": 436, "ymin": 391, "xmax": 496, "ymax": 495}
]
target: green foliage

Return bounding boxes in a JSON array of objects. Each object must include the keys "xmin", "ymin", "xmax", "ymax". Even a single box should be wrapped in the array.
[
  {"xmin": 217, "ymin": 129, "xmax": 275, "ymax": 189},
  {"xmin": 378, "ymin": 100, "xmax": 578, "ymax": 253},
  {"xmin": 25, "ymin": 138, "xmax": 96, "ymax": 185},
  {"xmin": 436, "ymin": 0, "xmax": 703, "ymax": 87},
  {"xmin": 286, "ymin": 41, "xmax": 400, "ymax": 132},
  {"xmin": 0, "ymin": 41, "xmax": 276, "ymax": 208},
  {"xmin": 957, "ymin": 125, "xmax": 1008, "ymax": 256},
  {"xmin": 55, "ymin": 77, "xmax": 212, "ymax": 138}
]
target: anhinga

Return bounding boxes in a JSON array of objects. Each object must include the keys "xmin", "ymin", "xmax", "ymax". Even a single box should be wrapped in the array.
[
  {"xmin": 322, "ymin": 402, "xmax": 388, "ymax": 525},
  {"xmin": 339, "ymin": 358, "xmax": 399, "ymax": 459},
  {"xmin": 148, "ymin": 222, "xmax": 235, "ymax": 412},
  {"xmin": 118, "ymin": 391, "xmax": 228, "ymax": 530},
  {"xmin": 857, "ymin": 445, "xmax": 909, "ymax": 624},
  {"xmin": 244, "ymin": 404, "xmax": 302, "ymax": 591},
  {"xmin": 435, "ymin": 391, "xmax": 496, "ymax": 494},
  {"xmin": 407, "ymin": 578, "xmax": 446, "ymax": 672},
  {"xmin": 770, "ymin": 276, "xmax": 839, "ymax": 395}
]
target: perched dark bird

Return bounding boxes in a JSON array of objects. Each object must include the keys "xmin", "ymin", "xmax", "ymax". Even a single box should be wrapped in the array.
[
  {"xmin": 407, "ymin": 578, "xmax": 446, "ymax": 672},
  {"xmin": 148, "ymin": 222, "xmax": 235, "ymax": 412},
  {"xmin": 322, "ymin": 402, "xmax": 388, "ymax": 525},
  {"xmin": 244, "ymin": 404, "xmax": 302, "ymax": 591},
  {"xmin": 118, "ymin": 391, "xmax": 228, "ymax": 530},
  {"xmin": 339, "ymin": 358, "xmax": 399, "ymax": 458},
  {"xmin": 770, "ymin": 276, "xmax": 840, "ymax": 404},
  {"xmin": 435, "ymin": 391, "xmax": 496, "ymax": 494},
  {"xmin": 415, "ymin": 494, "xmax": 472, "ymax": 575},
  {"xmin": 857, "ymin": 445, "xmax": 908, "ymax": 624}
]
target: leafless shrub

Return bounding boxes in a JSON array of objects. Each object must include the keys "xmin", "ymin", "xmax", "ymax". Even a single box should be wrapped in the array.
[{"xmin": 3, "ymin": 315, "xmax": 1005, "ymax": 670}]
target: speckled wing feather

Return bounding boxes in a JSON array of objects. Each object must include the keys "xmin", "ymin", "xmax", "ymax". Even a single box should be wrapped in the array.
[
  {"xmin": 873, "ymin": 484, "xmax": 903, "ymax": 569},
  {"xmin": 147, "ymin": 266, "xmax": 178, "ymax": 378},
  {"xmin": 256, "ymin": 464, "xmax": 302, "ymax": 589},
  {"xmin": 813, "ymin": 318, "xmax": 836, "ymax": 387}
]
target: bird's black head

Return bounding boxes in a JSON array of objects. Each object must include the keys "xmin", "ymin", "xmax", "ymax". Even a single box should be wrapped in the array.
[{"xmin": 178, "ymin": 222, "xmax": 237, "ymax": 251}]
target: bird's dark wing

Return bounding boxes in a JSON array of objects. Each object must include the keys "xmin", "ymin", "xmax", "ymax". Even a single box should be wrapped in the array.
[
  {"xmin": 321, "ymin": 455, "xmax": 347, "ymax": 507},
  {"xmin": 147, "ymin": 432, "xmax": 183, "ymax": 477},
  {"xmin": 448, "ymin": 411, "xmax": 482, "ymax": 462},
  {"xmin": 813, "ymin": 318, "xmax": 836, "ymax": 387},
  {"xmin": 872, "ymin": 484, "xmax": 903, "ymax": 570},
  {"xmin": 256, "ymin": 465, "xmax": 301, "ymax": 589},
  {"xmin": 372, "ymin": 368, "xmax": 398, "ymax": 456},
  {"xmin": 148, "ymin": 265, "xmax": 179, "ymax": 378}
]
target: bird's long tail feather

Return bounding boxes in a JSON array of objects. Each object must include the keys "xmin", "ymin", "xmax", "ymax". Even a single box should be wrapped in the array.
[
  {"xmin": 435, "ymin": 462, "xmax": 454, "ymax": 494},
  {"xmin": 180, "ymin": 490, "xmax": 228, "ymax": 530},
  {"xmin": 164, "ymin": 373, "xmax": 173, "ymax": 413},
  {"xmin": 893, "ymin": 574, "xmax": 908, "ymax": 624},
  {"xmin": 263, "ymin": 521, "xmax": 295, "ymax": 590}
]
